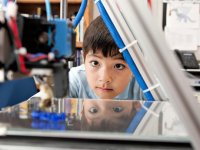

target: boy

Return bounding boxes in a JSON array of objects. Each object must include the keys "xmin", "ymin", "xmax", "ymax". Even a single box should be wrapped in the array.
[{"xmin": 69, "ymin": 16, "xmax": 144, "ymax": 100}]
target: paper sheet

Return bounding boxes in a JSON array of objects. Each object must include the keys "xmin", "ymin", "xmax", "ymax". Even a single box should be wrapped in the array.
[{"xmin": 166, "ymin": 3, "xmax": 200, "ymax": 28}]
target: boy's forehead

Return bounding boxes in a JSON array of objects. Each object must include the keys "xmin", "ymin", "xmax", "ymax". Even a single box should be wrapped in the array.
[{"xmin": 87, "ymin": 49, "xmax": 123, "ymax": 58}]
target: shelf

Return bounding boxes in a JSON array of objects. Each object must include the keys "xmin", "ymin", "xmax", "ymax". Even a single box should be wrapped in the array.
[
  {"xmin": 16, "ymin": 0, "xmax": 93, "ymax": 29},
  {"xmin": 16, "ymin": 1, "xmax": 82, "ymax": 18},
  {"xmin": 16, "ymin": 0, "xmax": 93, "ymax": 49},
  {"xmin": 17, "ymin": 0, "xmax": 81, "ymax": 4}
]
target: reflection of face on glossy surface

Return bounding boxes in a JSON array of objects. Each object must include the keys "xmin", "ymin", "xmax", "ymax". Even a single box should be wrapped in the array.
[
  {"xmin": 85, "ymin": 51, "xmax": 132, "ymax": 99},
  {"xmin": 83, "ymin": 100, "xmax": 136, "ymax": 131}
]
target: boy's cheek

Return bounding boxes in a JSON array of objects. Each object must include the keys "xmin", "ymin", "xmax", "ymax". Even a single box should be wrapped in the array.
[{"xmin": 85, "ymin": 73, "xmax": 97, "ymax": 88}]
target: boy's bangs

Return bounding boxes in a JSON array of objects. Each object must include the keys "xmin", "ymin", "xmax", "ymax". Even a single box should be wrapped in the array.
[{"xmin": 91, "ymin": 40, "xmax": 121, "ymax": 58}]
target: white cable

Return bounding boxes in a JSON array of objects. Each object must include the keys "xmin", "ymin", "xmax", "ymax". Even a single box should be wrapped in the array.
[
  {"xmin": 94, "ymin": 0, "xmax": 100, "ymax": 4},
  {"xmin": 119, "ymin": 40, "xmax": 137, "ymax": 53},
  {"xmin": 143, "ymin": 83, "xmax": 160, "ymax": 93}
]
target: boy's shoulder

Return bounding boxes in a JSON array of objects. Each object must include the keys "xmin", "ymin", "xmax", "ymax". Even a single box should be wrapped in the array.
[
  {"xmin": 70, "ymin": 64, "xmax": 85, "ymax": 73},
  {"xmin": 69, "ymin": 64, "xmax": 86, "ymax": 80}
]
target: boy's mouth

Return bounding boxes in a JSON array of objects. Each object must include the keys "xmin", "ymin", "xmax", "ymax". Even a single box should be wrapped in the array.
[{"xmin": 96, "ymin": 87, "xmax": 113, "ymax": 91}]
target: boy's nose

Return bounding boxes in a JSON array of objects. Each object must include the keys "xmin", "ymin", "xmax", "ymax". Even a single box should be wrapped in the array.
[{"xmin": 99, "ymin": 67, "xmax": 112, "ymax": 83}]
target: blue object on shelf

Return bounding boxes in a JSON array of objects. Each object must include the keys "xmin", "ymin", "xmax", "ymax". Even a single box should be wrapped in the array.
[{"xmin": 50, "ymin": 19, "xmax": 73, "ymax": 58}]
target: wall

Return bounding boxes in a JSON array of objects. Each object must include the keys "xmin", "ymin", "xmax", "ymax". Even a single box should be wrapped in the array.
[{"xmin": 93, "ymin": 3, "xmax": 99, "ymax": 20}]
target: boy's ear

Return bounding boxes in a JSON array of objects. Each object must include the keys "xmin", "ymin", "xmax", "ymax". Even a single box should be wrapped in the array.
[
  {"xmin": 82, "ymin": 50, "xmax": 85, "ymax": 62},
  {"xmin": 129, "ymin": 73, "xmax": 134, "ymax": 80},
  {"xmin": 131, "ymin": 73, "xmax": 134, "ymax": 77}
]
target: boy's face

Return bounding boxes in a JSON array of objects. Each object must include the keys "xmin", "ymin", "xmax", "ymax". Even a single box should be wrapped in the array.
[{"xmin": 84, "ymin": 50, "xmax": 133, "ymax": 99}]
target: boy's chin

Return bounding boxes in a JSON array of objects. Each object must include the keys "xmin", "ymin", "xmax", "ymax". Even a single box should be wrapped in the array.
[{"xmin": 95, "ymin": 93, "xmax": 116, "ymax": 99}]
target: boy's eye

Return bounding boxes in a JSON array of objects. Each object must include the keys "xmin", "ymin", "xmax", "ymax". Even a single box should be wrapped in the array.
[
  {"xmin": 90, "ymin": 61, "xmax": 99, "ymax": 67},
  {"xmin": 88, "ymin": 107, "xmax": 98, "ymax": 114},
  {"xmin": 112, "ymin": 107, "xmax": 123, "ymax": 113},
  {"xmin": 114, "ymin": 64, "xmax": 125, "ymax": 70}
]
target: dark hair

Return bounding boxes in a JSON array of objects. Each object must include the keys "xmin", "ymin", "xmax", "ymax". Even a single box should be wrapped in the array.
[{"xmin": 83, "ymin": 16, "xmax": 120, "ymax": 59}]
